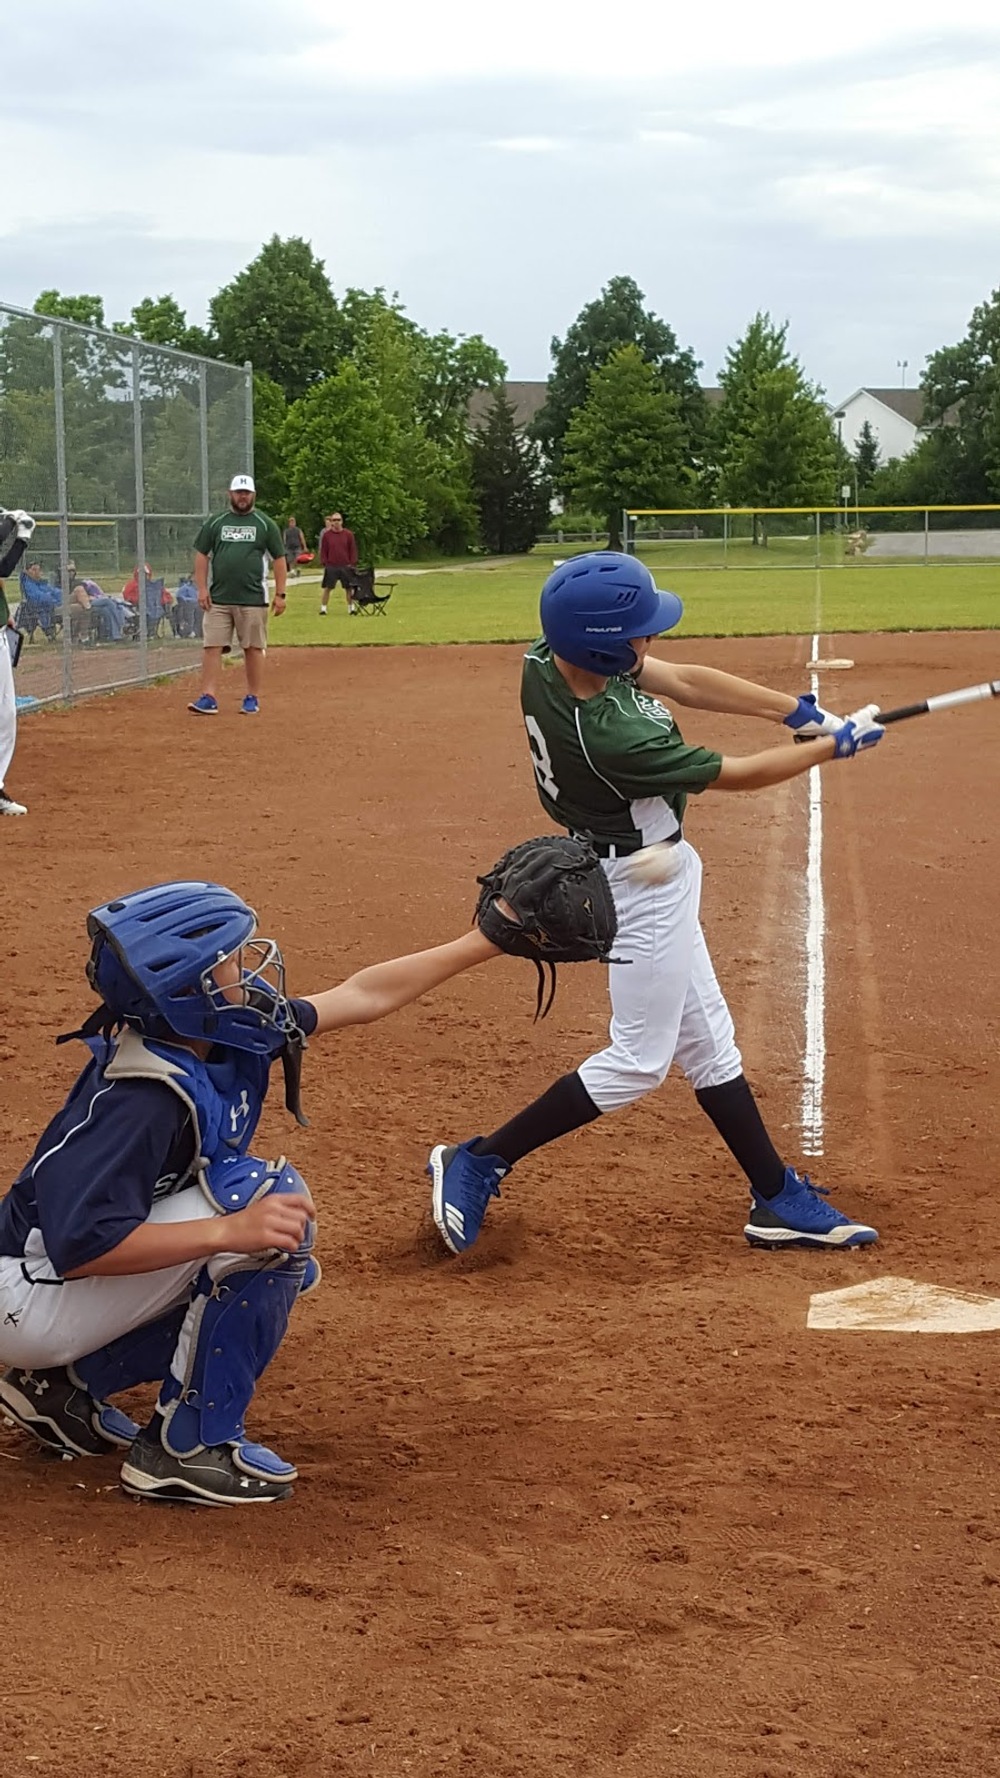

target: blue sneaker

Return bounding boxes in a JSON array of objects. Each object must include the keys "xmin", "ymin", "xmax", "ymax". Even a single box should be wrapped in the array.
[
  {"xmin": 744, "ymin": 1168, "xmax": 878, "ymax": 1249},
  {"xmin": 188, "ymin": 693, "xmax": 218, "ymax": 715},
  {"xmin": 428, "ymin": 1140, "xmax": 509, "ymax": 1254},
  {"xmin": 241, "ymin": 694, "xmax": 259, "ymax": 715}
]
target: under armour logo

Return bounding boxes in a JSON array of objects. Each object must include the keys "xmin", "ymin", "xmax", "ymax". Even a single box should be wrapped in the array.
[{"xmin": 229, "ymin": 1090, "xmax": 250, "ymax": 1132}]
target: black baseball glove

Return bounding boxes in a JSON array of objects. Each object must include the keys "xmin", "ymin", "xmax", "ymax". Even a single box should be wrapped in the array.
[{"xmin": 475, "ymin": 835, "xmax": 618, "ymax": 1018}]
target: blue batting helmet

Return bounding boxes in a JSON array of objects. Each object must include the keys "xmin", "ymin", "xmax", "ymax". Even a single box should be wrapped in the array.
[
  {"xmin": 86, "ymin": 881, "xmax": 299, "ymax": 1055},
  {"xmin": 539, "ymin": 552, "xmax": 683, "ymax": 675}
]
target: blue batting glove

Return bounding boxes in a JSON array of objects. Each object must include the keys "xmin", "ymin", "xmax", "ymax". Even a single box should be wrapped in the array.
[
  {"xmin": 784, "ymin": 692, "xmax": 842, "ymax": 737},
  {"xmin": 831, "ymin": 707, "xmax": 885, "ymax": 758}
]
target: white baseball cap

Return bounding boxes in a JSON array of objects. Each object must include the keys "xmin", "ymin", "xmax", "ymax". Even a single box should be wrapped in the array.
[{"xmin": 229, "ymin": 474, "xmax": 256, "ymax": 493}]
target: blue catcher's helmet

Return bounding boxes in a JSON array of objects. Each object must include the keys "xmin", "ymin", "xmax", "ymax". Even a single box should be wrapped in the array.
[
  {"xmin": 86, "ymin": 881, "xmax": 299, "ymax": 1055},
  {"xmin": 540, "ymin": 552, "xmax": 683, "ymax": 675}
]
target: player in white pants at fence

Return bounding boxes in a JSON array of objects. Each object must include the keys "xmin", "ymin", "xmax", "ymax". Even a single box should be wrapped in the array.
[{"xmin": 0, "ymin": 508, "xmax": 36, "ymax": 816}]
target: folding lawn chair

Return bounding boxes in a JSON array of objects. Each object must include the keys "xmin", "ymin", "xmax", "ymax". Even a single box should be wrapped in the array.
[{"xmin": 352, "ymin": 567, "xmax": 395, "ymax": 617}]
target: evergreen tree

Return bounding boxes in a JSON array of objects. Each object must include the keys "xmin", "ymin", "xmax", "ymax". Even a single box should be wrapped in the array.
[
  {"xmin": 853, "ymin": 419, "xmax": 881, "ymax": 494},
  {"xmin": 471, "ymin": 392, "xmax": 552, "ymax": 554}
]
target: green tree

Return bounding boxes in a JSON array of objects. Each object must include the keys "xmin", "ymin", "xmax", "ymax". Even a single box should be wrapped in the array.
[
  {"xmin": 534, "ymin": 275, "xmax": 703, "ymax": 478},
  {"xmin": 920, "ymin": 288, "xmax": 1000, "ymax": 499},
  {"xmin": 210, "ymin": 237, "xmax": 342, "ymax": 402},
  {"xmin": 561, "ymin": 345, "xmax": 687, "ymax": 548},
  {"xmin": 853, "ymin": 419, "xmax": 881, "ymax": 495},
  {"xmin": 114, "ymin": 295, "xmax": 214, "ymax": 358},
  {"xmin": 34, "ymin": 290, "xmax": 106, "ymax": 329},
  {"xmin": 248, "ymin": 372, "xmax": 289, "ymax": 519},
  {"xmin": 471, "ymin": 391, "xmax": 552, "ymax": 554},
  {"xmin": 715, "ymin": 314, "xmax": 836, "ymax": 524},
  {"xmin": 283, "ymin": 362, "xmax": 426, "ymax": 562}
]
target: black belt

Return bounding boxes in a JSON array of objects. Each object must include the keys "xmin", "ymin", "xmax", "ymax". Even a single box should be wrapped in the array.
[{"xmin": 571, "ymin": 829, "xmax": 683, "ymax": 860}]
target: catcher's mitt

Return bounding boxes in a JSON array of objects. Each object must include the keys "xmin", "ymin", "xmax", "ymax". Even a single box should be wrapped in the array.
[{"xmin": 475, "ymin": 835, "xmax": 618, "ymax": 1019}]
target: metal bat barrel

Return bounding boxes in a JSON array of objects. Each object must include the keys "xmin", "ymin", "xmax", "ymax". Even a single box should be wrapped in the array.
[{"xmin": 875, "ymin": 679, "xmax": 1000, "ymax": 726}]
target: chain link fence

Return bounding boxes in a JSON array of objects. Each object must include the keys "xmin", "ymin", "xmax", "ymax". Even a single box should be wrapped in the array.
[{"xmin": 0, "ymin": 301, "xmax": 253, "ymax": 706}]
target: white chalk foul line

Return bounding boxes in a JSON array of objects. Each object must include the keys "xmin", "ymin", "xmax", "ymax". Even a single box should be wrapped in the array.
[{"xmin": 802, "ymin": 632, "xmax": 826, "ymax": 1157}]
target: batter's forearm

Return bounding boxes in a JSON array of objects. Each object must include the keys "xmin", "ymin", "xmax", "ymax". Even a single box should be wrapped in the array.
[
  {"xmin": 305, "ymin": 929, "xmax": 500, "ymax": 1033},
  {"xmin": 713, "ymin": 736, "xmax": 836, "ymax": 790},
  {"xmin": 638, "ymin": 658, "xmax": 797, "ymax": 722}
]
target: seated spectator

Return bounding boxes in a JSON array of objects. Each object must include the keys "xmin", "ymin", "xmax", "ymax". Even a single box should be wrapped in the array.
[
  {"xmin": 72, "ymin": 573, "xmax": 127, "ymax": 643},
  {"xmin": 122, "ymin": 564, "xmax": 153, "ymax": 606},
  {"xmin": 172, "ymin": 572, "xmax": 204, "ymax": 639},
  {"xmin": 68, "ymin": 580, "xmax": 95, "ymax": 644},
  {"xmin": 19, "ymin": 564, "xmax": 63, "ymax": 636}
]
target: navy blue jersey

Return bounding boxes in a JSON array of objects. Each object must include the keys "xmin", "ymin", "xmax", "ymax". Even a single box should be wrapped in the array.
[{"xmin": 0, "ymin": 999, "xmax": 318, "ymax": 1277}]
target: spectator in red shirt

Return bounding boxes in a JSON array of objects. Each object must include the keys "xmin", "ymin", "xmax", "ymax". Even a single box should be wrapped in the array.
[
  {"xmin": 122, "ymin": 565, "xmax": 153, "ymax": 607},
  {"xmin": 319, "ymin": 513, "xmax": 359, "ymax": 617}
]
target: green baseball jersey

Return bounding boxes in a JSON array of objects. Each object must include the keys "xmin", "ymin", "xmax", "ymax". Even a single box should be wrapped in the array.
[
  {"xmin": 193, "ymin": 508, "xmax": 284, "ymax": 607},
  {"xmin": 520, "ymin": 641, "xmax": 723, "ymax": 847}
]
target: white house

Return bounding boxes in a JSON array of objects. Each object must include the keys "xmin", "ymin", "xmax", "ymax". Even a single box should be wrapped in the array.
[{"xmin": 827, "ymin": 388, "xmax": 932, "ymax": 462}]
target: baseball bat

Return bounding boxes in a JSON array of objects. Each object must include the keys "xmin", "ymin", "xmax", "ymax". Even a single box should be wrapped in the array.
[
  {"xmin": 794, "ymin": 677, "xmax": 1000, "ymax": 741},
  {"xmin": 873, "ymin": 678, "xmax": 1000, "ymax": 726}
]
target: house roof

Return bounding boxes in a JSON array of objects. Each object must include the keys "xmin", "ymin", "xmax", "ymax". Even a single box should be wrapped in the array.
[
  {"xmin": 467, "ymin": 380, "xmax": 549, "ymax": 429},
  {"xmin": 831, "ymin": 387, "xmax": 928, "ymax": 426}
]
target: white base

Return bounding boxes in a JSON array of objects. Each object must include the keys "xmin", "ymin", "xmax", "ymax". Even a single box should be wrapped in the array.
[{"xmin": 808, "ymin": 1275, "xmax": 1000, "ymax": 1334}]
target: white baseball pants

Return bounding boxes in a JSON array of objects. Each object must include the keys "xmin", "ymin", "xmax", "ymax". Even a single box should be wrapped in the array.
[
  {"xmin": 0, "ymin": 626, "xmax": 16, "ymax": 788},
  {"xmin": 0, "ymin": 1186, "xmax": 218, "ymax": 1371},
  {"xmin": 578, "ymin": 841, "xmax": 743, "ymax": 1112}
]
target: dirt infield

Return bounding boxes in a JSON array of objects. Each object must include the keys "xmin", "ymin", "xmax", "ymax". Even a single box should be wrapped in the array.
[{"xmin": 2, "ymin": 633, "xmax": 999, "ymax": 1778}]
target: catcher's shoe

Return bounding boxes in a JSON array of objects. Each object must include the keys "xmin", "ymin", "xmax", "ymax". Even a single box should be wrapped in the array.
[
  {"xmin": 120, "ymin": 1421, "xmax": 295, "ymax": 1506},
  {"xmin": 744, "ymin": 1169, "xmax": 878, "ymax": 1250},
  {"xmin": 0, "ymin": 1365, "xmax": 139, "ymax": 1458},
  {"xmin": 429, "ymin": 1140, "xmax": 508, "ymax": 1255}
]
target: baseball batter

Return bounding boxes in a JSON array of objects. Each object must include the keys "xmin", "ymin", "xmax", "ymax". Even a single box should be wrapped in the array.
[
  {"xmin": 0, "ymin": 880, "xmax": 502, "ymax": 1505},
  {"xmin": 429, "ymin": 551, "xmax": 885, "ymax": 1257}
]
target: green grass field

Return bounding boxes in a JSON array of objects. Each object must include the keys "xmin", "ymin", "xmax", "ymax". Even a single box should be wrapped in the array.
[{"xmin": 272, "ymin": 549, "xmax": 1000, "ymax": 649}]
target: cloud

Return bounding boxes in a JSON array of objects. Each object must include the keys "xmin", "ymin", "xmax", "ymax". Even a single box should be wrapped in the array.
[{"xmin": 1, "ymin": 2, "xmax": 999, "ymax": 396}]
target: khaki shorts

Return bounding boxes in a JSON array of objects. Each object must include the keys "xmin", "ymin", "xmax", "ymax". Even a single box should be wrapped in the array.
[{"xmin": 203, "ymin": 604, "xmax": 269, "ymax": 651}]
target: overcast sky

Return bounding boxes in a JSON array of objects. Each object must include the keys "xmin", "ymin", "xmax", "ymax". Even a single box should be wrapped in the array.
[{"xmin": 4, "ymin": 0, "xmax": 999, "ymax": 400}]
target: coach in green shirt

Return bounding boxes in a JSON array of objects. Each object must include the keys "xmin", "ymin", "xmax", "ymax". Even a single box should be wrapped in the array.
[{"xmin": 188, "ymin": 474, "xmax": 286, "ymax": 717}]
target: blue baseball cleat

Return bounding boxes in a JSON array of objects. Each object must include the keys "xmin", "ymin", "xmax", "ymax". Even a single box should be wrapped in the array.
[
  {"xmin": 744, "ymin": 1168, "xmax": 878, "ymax": 1249},
  {"xmin": 188, "ymin": 693, "xmax": 218, "ymax": 715},
  {"xmin": 428, "ymin": 1140, "xmax": 509, "ymax": 1254},
  {"xmin": 241, "ymin": 694, "xmax": 259, "ymax": 715}
]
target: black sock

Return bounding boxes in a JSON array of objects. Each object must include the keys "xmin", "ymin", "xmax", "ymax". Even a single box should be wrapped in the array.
[
  {"xmin": 470, "ymin": 1072, "xmax": 601, "ymax": 1169},
  {"xmin": 695, "ymin": 1075, "xmax": 786, "ymax": 1198}
]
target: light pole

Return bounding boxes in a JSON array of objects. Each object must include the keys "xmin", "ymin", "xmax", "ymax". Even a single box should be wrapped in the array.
[{"xmin": 897, "ymin": 358, "xmax": 909, "ymax": 389}]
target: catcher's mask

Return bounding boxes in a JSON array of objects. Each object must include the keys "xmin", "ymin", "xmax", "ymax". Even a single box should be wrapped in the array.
[
  {"xmin": 85, "ymin": 881, "xmax": 301, "ymax": 1056},
  {"xmin": 540, "ymin": 552, "xmax": 683, "ymax": 676}
]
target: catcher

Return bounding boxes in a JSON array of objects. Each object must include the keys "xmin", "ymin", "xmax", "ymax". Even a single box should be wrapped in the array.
[{"xmin": 0, "ymin": 846, "xmax": 611, "ymax": 1507}]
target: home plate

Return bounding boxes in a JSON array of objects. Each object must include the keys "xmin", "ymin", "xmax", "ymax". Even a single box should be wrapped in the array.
[
  {"xmin": 808, "ymin": 657, "xmax": 855, "ymax": 670},
  {"xmin": 807, "ymin": 1275, "xmax": 1000, "ymax": 1334}
]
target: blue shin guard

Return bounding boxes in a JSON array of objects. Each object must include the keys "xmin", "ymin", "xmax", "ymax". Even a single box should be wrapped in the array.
[{"xmin": 157, "ymin": 1157, "xmax": 314, "ymax": 1460}]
